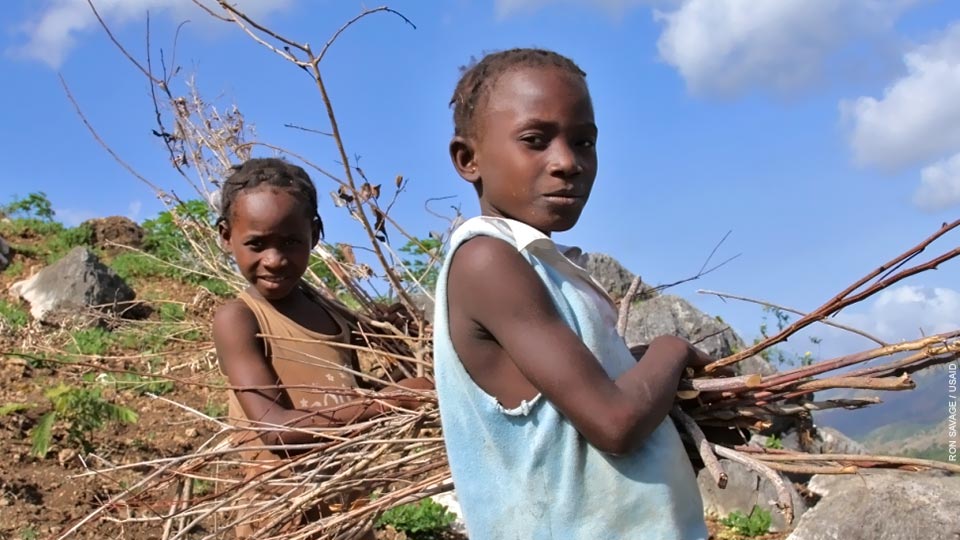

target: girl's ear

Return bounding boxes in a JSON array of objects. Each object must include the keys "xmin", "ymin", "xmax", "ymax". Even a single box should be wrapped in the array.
[
  {"xmin": 450, "ymin": 136, "xmax": 480, "ymax": 184},
  {"xmin": 218, "ymin": 220, "xmax": 232, "ymax": 252}
]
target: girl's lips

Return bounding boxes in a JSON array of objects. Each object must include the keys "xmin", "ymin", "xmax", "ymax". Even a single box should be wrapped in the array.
[{"xmin": 542, "ymin": 194, "xmax": 585, "ymax": 206}]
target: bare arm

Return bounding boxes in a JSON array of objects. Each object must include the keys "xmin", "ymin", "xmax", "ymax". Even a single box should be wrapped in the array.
[
  {"xmin": 449, "ymin": 237, "xmax": 702, "ymax": 454},
  {"xmin": 213, "ymin": 301, "xmax": 429, "ymax": 447}
]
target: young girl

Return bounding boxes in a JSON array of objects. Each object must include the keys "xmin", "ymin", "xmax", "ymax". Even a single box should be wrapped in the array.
[
  {"xmin": 434, "ymin": 49, "xmax": 710, "ymax": 539},
  {"xmin": 212, "ymin": 158, "xmax": 431, "ymax": 537}
]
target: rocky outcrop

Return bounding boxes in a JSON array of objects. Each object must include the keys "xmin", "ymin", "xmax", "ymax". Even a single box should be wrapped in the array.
[
  {"xmin": 620, "ymin": 294, "xmax": 776, "ymax": 376},
  {"xmin": 0, "ymin": 236, "xmax": 10, "ymax": 271},
  {"xmin": 577, "ymin": 252, "xmax": 655, "ymax": 302},
  {"xmin": 9, "ymin": 247, "xmax": 137, "ymax": 324},
  {"xmin": 786, "ymin": 472, "xmax": 960, "ymax": 540},
  {"xmin": 82, "ymin": 216, "xmax": 144, "ymax": 252}
]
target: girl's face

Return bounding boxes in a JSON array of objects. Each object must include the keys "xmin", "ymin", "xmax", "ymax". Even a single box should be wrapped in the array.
[
  {"xmin": 456, "ymin": 66, "xmax": 598, "ymax": 235},
  {"xmin": 220, "ymin": 187, "xmax": 318, "ymax": 301}
]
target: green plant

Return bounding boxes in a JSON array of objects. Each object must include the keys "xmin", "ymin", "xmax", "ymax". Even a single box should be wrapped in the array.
[
  {"xmin": 375, "ymin": 498, "xmax": 457, "ymax": 539},
  {"xmin": 19, "ymin": 527, "xmax": 39, "ymax": 540},
  {"xmin": 30, "ymin": 384, "xmax": 138, "ymax": 457},
  {"xmin": 203, "ymin": 400, "xmax": 228, "ymax": 419},
  {"xmin": 0, "ymin": 299, "xmax": 29, "ymax": 329},
  {"xmin": 109, "ymin": 251, "xmax": 174, "ymax": 280},
  {"xmin": 3, "ymin": 259, "xmax": 25, "ymax": 277},
  {"xmin": 764, "ymin": 435, "xmax": 784, "ymax": 450},
  {"xmin": 1, "ymin": 192, "xmax": 55, "ymax": 222},
  {"xmin": 0, "ymin": 403, "xmax": 31, "ymax": 416},
  {"xmin": 194, "ymin": 276, "xmax": 232, "ymax": 297},
  {"xmin": 192, "ymin": 478, "xmax": 214, "ymax": 496},
  {"xmin": 88, "ymin": 372, "xmax": 175, "ymax": 396},
  {"xmin": 754, "ymin": 307, "xmax": 817, "ymax": 368},
  {"xmin": 142, "ymin": 199, "xmax": 213, "ymax": 262},
  {"xmin": 159, "ymin": 302, "xmax": 186, "ymax": 322},
  {"xmin": 67, "ymin": 327, "xmax": 114, "ymax": 356},
  {"xmin": 719, "ymin": 506, "xmax": 772, "ymax": 537},
  {"xmin": 398, "ymin": 236, "xmax": 443, "ymax": 292},
  {"xmin": 44, "ymin": 223, "xmax": 93, "ymax": 262}
]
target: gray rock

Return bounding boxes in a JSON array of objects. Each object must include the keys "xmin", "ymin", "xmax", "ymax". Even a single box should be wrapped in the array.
[
  {"xmin": 0, "ymin": 236, "xmax": 10, "ymax": 271},
  {"xmin": 9, "ymin": 247, "xmax": 136, "ymax": 323},
  {"xmin": 697, "ymin": 458, "xmax": 806, "ymax": 532},
  {"xmin": 786, "ymin": 472, "xmax": 960, "ymax": 540},
  {"xmin": 579, "ymin": 252, "xmax": 655, "ymax": 302},
  {"xmin": 622, "ymin": 294, "xmax": 776, "ymax": 376}
]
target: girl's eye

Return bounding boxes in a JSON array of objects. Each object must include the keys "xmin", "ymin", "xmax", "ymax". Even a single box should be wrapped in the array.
[
  {"xmin": 283, "ymin": 238, "xmax": 301, "ymax": 247},
  {"xmin": 520, "ymin": 134, "xmax": 547, "ymax": 148},
  {"xmin": 245, "ymin": 240, "xmax": 264, "ymax": 250},
  {"xmin": 578, "ymin": 139, "xmax": 596, "ymax": 149}
]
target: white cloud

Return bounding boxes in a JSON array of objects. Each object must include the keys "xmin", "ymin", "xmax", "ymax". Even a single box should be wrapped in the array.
[
  {"xmin": 9, "ymin": 0, "xmax": 293, "ymax": 69},
  {"xmin": 805, "ymin": 285, "xmax": 960, "ymax": 358},
  {"xmin": 913, "ymin": 152, "xmax": 960, "ymax": 212},
  {"xmin": 842, "ymin": 22, "xmax": 960, "ymax": 170},
  {"xmin": 494, "ymin": 0, "xmax": 658, "ymax": 19},
  {"xmin": 654, "ymin": 0, "xmax": 914, "ymax": 97},
  {"xmin": 56, "ymin": 207, "xmax": 98, "ymax": 227},
  {"xmin": 126, "ymin": 200, "xmax": 143, "ymax": 221}
]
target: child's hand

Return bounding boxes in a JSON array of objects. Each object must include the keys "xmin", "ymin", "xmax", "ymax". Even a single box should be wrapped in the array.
[{"xmin": 639, "ymin": 336, "xmax": 715, "ymax": 373}]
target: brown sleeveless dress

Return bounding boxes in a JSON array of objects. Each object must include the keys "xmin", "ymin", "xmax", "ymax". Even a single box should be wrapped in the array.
[{"xmin": 225, "ymin": 286, "xmax": 363, "ymax": 538}]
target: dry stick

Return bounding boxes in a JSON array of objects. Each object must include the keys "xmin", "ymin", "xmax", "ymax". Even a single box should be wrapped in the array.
[
  {"xmin": 792, "ymin": 374, "xmax": 914, "ymax": 392},
  {"xmin": 739, "ymin": 451, "xmax": 960, "ymax": 475},
  {"xmin": 710, "ymin": 219, "xmax": 960, "ymax": 371},
  {"xmin": 711, "ymin": 444, "xmax": 794, "ymax": 525},
  {"xmin": 697, "ymin": 289, "xmax": 887, "ymax": 346},
  {"xmin": 671, "ymin": 406, "xmax": 728, "ymax": 488},
  {"xmin": 617, "ymin": 275, "xmax": 644, "ymax": 337}
]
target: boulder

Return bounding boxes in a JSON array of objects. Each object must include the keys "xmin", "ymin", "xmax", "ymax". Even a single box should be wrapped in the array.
[
  {"xmin": 697, "ymin": 458, "xmax": 806, "ymax": 532},
  {"xmin": 9, "ymin": 247, "xmax": 136, "ymax": 323},
  {"xmin": 81, "ymin": 216, "xmax": 144, "ymax": 251},
  {"xmin": 621, "ymin": 294, "xmax": 776, "ymax": 376},
  {"xmin": 0, "ymin": 236, "xmax": 10, "ymax": 271},
  {"xmin": 578, "ymin": 252, "xmax": 655, "ymax": 302},
  {"xmin": 786, "ymin": 471, "xmax": 960, "ymax": 540}
]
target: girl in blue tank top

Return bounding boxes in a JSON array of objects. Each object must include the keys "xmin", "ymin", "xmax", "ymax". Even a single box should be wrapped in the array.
[{"xmin": 434, "ymin": 48, "xmax": 710, "ymax": 539}]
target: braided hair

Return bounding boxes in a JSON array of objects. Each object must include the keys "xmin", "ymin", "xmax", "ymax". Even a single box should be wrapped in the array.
[
  {"xmin": 450, "ymin": 48, "xmax": 587, "ymax": 139},
  {"xmin": 217, "ymin": 158, "xmax": 323, "ymax": 238}
]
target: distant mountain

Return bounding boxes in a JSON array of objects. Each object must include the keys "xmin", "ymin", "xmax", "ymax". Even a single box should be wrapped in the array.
[{"xmin": 814, "ymin": 362, "xmax": 952, "ymax": 443}]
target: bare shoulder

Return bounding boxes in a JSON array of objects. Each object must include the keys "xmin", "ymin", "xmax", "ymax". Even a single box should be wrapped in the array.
[
  {"xmin": 448, "ymin": 235, "xmax": 550, "ymax": 322},
  {"xmin": 212, "ymin": 299, "xmax": 259, "ymax": 344},
  {"xmin": 449, "ymin": 235, "xmax": 524, "ymax": 282}
]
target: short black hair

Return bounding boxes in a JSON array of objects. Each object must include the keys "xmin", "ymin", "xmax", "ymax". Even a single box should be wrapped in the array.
[
  {"xmin": 450, "ymin": 48, "xmax": 587, "ymax": 139},
  {"xmin": 218, "ymin": 157, "xmax": 322, "ymax": 237}
]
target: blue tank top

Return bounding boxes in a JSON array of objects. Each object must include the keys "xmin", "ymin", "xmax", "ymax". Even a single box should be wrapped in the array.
[{"xmin": 434, "ymin": 216, "xmax": 708, "ymax": 540}]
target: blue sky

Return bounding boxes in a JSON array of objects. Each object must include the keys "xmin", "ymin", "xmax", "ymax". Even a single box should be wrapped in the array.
[{"xmin": 2, "ymin": 0, "xmax": 958, "ymax": 357}]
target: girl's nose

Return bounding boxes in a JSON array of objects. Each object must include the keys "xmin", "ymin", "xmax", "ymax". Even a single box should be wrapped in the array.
[
  {"xmin": 262, "ymin": 249, "xmax": 287, "ymax": 269},
  {"xmin": 547, "ymin": 143, "xmax": 582, "ymax": 177}
]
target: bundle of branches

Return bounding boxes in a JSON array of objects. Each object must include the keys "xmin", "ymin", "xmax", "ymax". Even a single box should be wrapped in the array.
[{"xmin": 60, "ymin": 1, "xmax": 958, "ymax": 538}]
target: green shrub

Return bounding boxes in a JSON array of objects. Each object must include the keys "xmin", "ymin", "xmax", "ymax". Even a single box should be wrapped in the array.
[
  {"xmin": 719, "ymin": 506, "xmax": 772, "ymax": 537},
  {"xmin": 764, "ymin": 435, "xmax": 784, "ymax": 450},
  {"xmin": 0, "ymin": 299, "xmax": 29, "ymax": 329},
  {"xmin": 376, "ymin": 498, "xmax": 457, "ymax": 539},
  {"xmin": 90, "ymin": 372, "xmax": 174, "ymax": 396},
  {"xmin": 68, "ymin": 327, "xmax": 114, "ymax": 356},
  {"xmin": 30, "ymin": 384, "xmax": 138, "ymax": 457},
  {"xmin": 109, "ymin": 251, "xmax": 174, "ymax": 280},
  {"xmin": 1, "ymin": 192, "xmax": 55, "ymax": 222},
  {"xmin": 159, "ymin": 302, "xmax": 186, "ymax": 322},
  {"xmin": 142, "ymin": 199, "xmax": 213, "ymax": 262}
]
